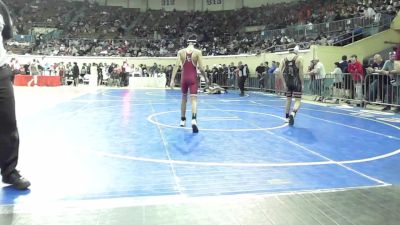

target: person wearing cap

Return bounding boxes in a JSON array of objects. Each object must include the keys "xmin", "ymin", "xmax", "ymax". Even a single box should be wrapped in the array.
[
  {"xmin": 0, "ymin": 0, "xmax": 31, "ymax": 190},
  {"xmin": 170, "ymin": 35, "xmax": 207, "ymax": 133},
  {"xmin": 278, "ymin": 45, "xmax": 304, "ymax": 125}
]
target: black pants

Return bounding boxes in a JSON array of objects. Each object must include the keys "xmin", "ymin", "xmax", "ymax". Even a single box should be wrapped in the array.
[
  {"xmin": 120, "ymin": 72, "xmax": 129, "ymax": 87},
  {"xmin": 0, "ymin": 66, "xmax": 19, "ymax": 177},
  {"xmin": 98, "ymin": 74, "xmax": 103, "ymax": 85},
  {"xmin": 238, "ymin": 76, "xmax": 247, "ymax": 94}
]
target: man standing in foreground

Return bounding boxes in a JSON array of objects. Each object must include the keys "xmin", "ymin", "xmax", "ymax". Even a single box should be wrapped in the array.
[{"xmin": 0, "ymin": 0, "xmax": 31, "ymax": 189}]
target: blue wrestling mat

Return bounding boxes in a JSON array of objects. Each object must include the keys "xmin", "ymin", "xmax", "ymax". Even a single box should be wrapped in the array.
[{"xmin": 2, "ymin": 89, "xmax": 400, "ymax": 205}]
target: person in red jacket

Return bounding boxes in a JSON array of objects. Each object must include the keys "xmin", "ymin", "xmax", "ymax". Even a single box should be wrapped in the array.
[
  {"xmin": 348, "ymin": 54, "xmax": 364, "ymax": 82},
  {"xmin": 348, "ymin": 54, "xmax": 365, "ymax": 100}
]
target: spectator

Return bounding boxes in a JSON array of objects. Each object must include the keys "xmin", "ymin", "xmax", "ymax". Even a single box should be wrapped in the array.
[
  {"xmin": 348, "ymin": 54, "xmax": 365, "ymax": 99},
  {"xmin": 237, "ymin": 61, "xmax": 249, "ymax": 96},
  {"xmin": 72, "ymin": 62, "xmax": 80, "ymax": 86},
  {"xmin": 375, "ymin": 52, "xmax": 399, "ymax": 107},
  {"xmin": 366, "ymin": 54, "xmax": 385, "ymax": 102},
  {"xmin": 331, "ymin": 62, "xmax": 343, "ymax": 97},
  {"xmin": 309, "ymin": 58, "xmax": 326, "ymax": 99},
  {"xmin": 256, "ymin": 62, "xmax": 266, "ymax": 89},
  {"xmin": 338, "ymin": 55, "xmax": 348, "ymax": 73}
]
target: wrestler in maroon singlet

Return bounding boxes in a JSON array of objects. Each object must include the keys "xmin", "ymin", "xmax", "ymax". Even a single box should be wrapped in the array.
[
  {"xmin": 170, "ymin": 36, "xmax": 207, "ymax": 133},
  {"xmin": 181, "ymin": 52, "xmax": 198, "ymax": 95}
]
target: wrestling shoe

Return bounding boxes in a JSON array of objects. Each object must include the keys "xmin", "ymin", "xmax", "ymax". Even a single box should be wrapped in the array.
[
  {"xmin": 191, "ymin": 119, "xmax": 199, "ymax": 133},
  {"xmin": 285, "ymin": 114, "xmax": 289, "ymax": 123},
  {"xmin": 288, "ymin": 112, "xmax": 295, "ymax": 126},
  {"xmin": 180, "ymin": 119, "xmax": 186, "ymax": 127}
]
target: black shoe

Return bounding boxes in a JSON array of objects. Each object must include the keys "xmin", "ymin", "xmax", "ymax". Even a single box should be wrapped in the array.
[
  {"xmin": 2, "ymin": 171, "xmax": 31, "ymax": 190},
  {"xmin": 288, "ymin": 114, "xmax": 295, "ymax": 126},
  {"xmin": 239, "ymin": 93, "xmax": 245, "ymax": 96},
  {"xmin": 191, "ymin": 119, "xmax": 199, "ymax": 133}
]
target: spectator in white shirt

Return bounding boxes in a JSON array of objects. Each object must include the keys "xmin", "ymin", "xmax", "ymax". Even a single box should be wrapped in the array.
[
  {"xmin": 309, "ymin": 58, "xmax": 326, "ymax": 98},
  {"xmin": 331, "ymin": 62, "xmax": 343, "ymax": 97}
]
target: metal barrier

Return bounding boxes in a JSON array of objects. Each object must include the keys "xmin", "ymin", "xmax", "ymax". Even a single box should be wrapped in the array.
[
  {"xmin": 262, "ymin": 14, "xmax": 394, "ymax": 42},
  {"xmin": 364, "ymin": 73, "xmax": 400, "ymax": 107},
  {"xmin": 171, "ymin": 71, "xmax": 400, "ymax": 109},
  {"xmin": 301, "ymin": 73, "xmax": 366, "ymax": 102}
]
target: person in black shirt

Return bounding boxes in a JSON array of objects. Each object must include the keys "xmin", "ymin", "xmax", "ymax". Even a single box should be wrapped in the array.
[
  {"xmin": 72, "ymin": 62, "xmax": 79, "ymax": 86},
  {"xmin": 278, "ymin": 46, "xmax": 304, "ymax": 126},
  {"xmin": 236, "ymin": 62, "xmax": 249, "ymax": 96},
  {"xmin": 256, "ymin": 63, "xmax": 266, "ymax": 89},
  {"xmin": 338, "ymin": 55, "xmax": 348, "ymax": 73}
]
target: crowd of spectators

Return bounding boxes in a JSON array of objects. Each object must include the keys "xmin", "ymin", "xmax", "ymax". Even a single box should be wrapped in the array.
[
  {"xmin": 9, "ymin": 57, "xmax": 247, "ymax": 89},
  {"xmin": 4, "ymin": 0, "xmax": 400, "ymax": 57}
]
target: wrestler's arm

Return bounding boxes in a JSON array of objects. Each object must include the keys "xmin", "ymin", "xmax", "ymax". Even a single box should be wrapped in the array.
[
  {"xmin": 297, "ymin": 56, "xmax": 304, "ymax": 86},
  {"xmin": 278, "ymin": 58, "xmax": 286, "ymax": 89},
  {"xmin": 170, "ymin": 50, "xmax": 182, "ymax": 88},
  {"xmin": 196, "ymin": 50, "xmax": 209, "ymax": 85}
]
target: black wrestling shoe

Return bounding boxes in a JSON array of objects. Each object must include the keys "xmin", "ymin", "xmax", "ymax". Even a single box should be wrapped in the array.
[
  {"xmin": 288, "ymin": 113, "xmax": 295, "ymax": 126},
  {"xmin": 2, "ymin": 170, "xmax": 31, "ymax": 190},
  {"xmin": 191, "ymin": 119, "xmax": 199, "ymax": 133}
]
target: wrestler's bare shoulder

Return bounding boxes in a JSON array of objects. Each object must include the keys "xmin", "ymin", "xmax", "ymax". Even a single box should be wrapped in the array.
[
  {"xmin": 192, "ymin": 49, "xmax": 203, "ymax": 56},
  {"xmin": 177, "ymin": 49, "xmax": 185, "ymax": 55}
]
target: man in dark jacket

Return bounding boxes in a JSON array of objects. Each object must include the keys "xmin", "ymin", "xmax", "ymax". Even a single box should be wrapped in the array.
[
  {"xmin": 236, "ymin": 62, "xmax": 249, "ymax": 96},
  {"xmin": 72, "ymin": 62, "xmax": 79, "ymax": 86}
]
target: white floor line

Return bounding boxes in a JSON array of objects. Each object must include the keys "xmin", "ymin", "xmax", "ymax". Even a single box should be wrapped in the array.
[
  {"xmin": 91, "ymin": 147, "xmax": 400, "ymax": 168},
  {"xmin": 251, "ymin": 101, "xmax": 391, "ymax": 185},
  {"xmin": 264, "ymin": 129, "xmax": 388, "ymax": 185},
  {"xmin": 300, "ymin": 113, "xmax": 400, "ymax": 140},
  {"xmin": 148, "ymin": 100, "xmax": 183, "ymax": 194}
]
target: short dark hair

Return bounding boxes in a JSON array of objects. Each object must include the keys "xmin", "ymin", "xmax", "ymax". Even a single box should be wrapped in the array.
[
  {"xmin": 351, "ymin": 54, "xmax": 357, "ymax": 58},
  {"xmin": 342, "ymin": 55, "xmax": 347, "ymax": 60}
]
